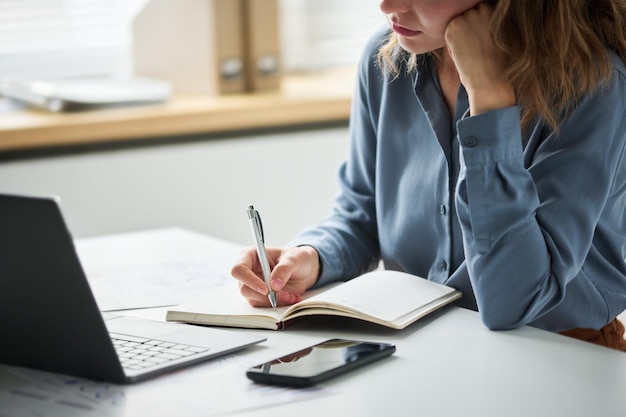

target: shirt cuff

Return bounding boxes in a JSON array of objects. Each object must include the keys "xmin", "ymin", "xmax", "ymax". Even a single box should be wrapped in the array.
[{"xmin": 456, "ymin": 106, "xmax": 523, "ymax": 166}]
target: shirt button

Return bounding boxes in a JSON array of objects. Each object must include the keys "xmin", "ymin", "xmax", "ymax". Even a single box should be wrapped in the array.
[
  {"xmin": 438, "ymin": 261, "xmax": 448, "ymax": 271},
  {"xmin": 439, "ymin": 204, "xmax": 446, "ymax": 216},
  {"xmin": 463, "ymin": 136, "xmax": 478, "ymax": 147}
]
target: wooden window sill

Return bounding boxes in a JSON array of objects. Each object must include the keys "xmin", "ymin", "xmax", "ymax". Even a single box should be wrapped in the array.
[{"xmin": 0, "ymin": 68, "xmax": 355, "ymax": 153}]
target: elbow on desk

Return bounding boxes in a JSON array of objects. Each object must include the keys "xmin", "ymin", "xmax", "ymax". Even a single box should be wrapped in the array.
[
  {"xmin": 473, "ymin": 290, "xmax": 532, "ymax": 330},
  {"xmin": 477, "ymin": 305, "xmax": 529, "ymax": 331},
  {"xmin": 480, "ymin": 315, "xmax": 523, "ymax": 331},
  {"xmin": 477, "ymin": 284, "xmax": 568, "ymax": 331}
]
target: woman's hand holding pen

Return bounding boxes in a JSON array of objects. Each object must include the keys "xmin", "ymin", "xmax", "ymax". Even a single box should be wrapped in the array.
[
  {"xmin": 231, "ymin": 245, "xmax": 320, "ymax": 308},
  {"xmin": 444, "ymin": 2, "xmax": 516, "ymax": 116}
]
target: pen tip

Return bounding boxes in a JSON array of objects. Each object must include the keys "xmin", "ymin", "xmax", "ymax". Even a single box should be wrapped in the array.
[{"xmin": 269, "ymin": 292, "xmax": 277, "ymax": 310}]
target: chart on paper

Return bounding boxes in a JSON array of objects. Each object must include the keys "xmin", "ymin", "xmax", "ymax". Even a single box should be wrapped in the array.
[{"xmin": 85, "ymin": 260, "xmax": 231, "ymax": 311}]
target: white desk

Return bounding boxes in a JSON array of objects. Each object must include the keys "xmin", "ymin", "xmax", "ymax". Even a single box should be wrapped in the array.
[{"xmin": 1, "ymin": 228, "xmax": 625, "ymax": 417}]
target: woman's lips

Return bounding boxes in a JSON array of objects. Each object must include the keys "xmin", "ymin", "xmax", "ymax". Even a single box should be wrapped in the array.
[{"xmin": 392, "ymin": 23, "xmax": 422, "ymax": 37}]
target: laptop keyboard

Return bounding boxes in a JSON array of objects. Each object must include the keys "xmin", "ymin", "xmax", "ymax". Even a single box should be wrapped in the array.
[{"xmin": 110, "ymin": 333, "xmax": 209, "ymax": 371}]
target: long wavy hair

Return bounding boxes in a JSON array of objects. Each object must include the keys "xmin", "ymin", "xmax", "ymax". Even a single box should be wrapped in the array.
[{"xmin": 377, "ymin": 0, "xmax": 626, "ymax": 133}]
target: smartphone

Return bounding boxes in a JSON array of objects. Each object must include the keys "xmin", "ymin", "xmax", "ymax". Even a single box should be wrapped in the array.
[{"xmin": 246, "ymin": 338, "xmax": 396, "ymax": 387}]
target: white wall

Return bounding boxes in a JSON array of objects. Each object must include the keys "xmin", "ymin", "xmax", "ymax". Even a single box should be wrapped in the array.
[{"xmin": 0, "ymin": 126, "xmax": 349, "ymax": 246}]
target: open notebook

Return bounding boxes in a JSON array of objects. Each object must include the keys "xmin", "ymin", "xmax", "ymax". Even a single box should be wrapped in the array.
[{"xmin": 167, "ymin": 269, "xmax": 462, "ymax": 330}]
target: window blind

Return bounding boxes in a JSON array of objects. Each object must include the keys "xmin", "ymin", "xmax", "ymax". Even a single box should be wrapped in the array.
[
  {"xmin": 279, "ymin": 0, "xmax": 385, "ymax": 72},
  {"xmin": 0, "ymin": 0, "xmax": 146, "ymax": 80},
  {"xmin": 0, "ymin": 0, "xmax": 385, "ymax": 80}
]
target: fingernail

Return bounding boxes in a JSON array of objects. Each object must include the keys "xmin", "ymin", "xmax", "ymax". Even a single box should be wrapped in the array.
[{"xmin": 271, "ymin": 278, "xmax": 284, "ymax": 290}]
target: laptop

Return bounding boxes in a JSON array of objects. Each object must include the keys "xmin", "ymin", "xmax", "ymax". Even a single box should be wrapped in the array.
[{"xmin": 0, "ymin": 193, "xmax": 266, "ymax": 384}]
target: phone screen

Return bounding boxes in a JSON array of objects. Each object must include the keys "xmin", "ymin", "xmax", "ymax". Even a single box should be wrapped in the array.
[{"xmin": 246, "ymin": 338, "xmax": 395, "ymax": 387}]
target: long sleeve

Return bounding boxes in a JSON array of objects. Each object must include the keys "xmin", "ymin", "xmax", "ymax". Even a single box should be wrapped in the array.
[
  {"xmin": 288, "ymin": 29, "xmax": 387, "ymax": 286},
  {"xmin": 455, "ymin": 63, "xmax": 626, "ymax": 331}
]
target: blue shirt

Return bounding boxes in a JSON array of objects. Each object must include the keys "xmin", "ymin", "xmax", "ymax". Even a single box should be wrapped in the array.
[{"xmin": 290, "ymin": 27, "xmax": 626, "ymax": 332}]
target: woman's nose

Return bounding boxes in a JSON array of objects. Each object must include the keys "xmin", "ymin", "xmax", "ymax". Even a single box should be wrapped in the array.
[{"xmin": 379, "ymin": 0, "xmax": 410, "ymax": 15}]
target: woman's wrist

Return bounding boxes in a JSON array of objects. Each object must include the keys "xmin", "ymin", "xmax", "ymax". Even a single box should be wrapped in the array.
[
  {"xmin": 298, "ymin": 245, "xmax": 322, "ymax": 288},
  {"xmin": 467, "ymin": 82, "xmax": 516, "ymax": 115}
]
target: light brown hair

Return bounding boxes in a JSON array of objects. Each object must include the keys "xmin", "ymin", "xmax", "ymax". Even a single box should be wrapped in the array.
[{"xmin": 378, "ymin": 0, "xmax": 626, "ymax": 132}]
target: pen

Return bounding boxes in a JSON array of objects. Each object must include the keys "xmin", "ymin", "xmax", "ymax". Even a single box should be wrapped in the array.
[{"xmin": 247, "ymin": 205, "xmax": 277, "ymax": 309}]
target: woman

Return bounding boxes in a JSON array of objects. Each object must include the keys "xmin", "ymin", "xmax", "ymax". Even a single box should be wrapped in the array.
[{"xmin": 232, "ymin": 0, "xmax": 626, "ymax": 350}]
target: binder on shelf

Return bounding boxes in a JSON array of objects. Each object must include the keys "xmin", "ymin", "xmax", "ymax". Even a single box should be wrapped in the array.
[
  {"xmin": 242, "ymin": 0, "xmax": 282, "ymax": 92},
  {"xmin": 133, "ymin": 0, "xmax": 246, "ymax": 95}
]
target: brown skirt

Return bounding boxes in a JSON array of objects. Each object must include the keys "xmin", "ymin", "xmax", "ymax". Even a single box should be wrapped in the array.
[{"xmin": 560, "ymin": 318, "xmax": 626, "ymax": 352}]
